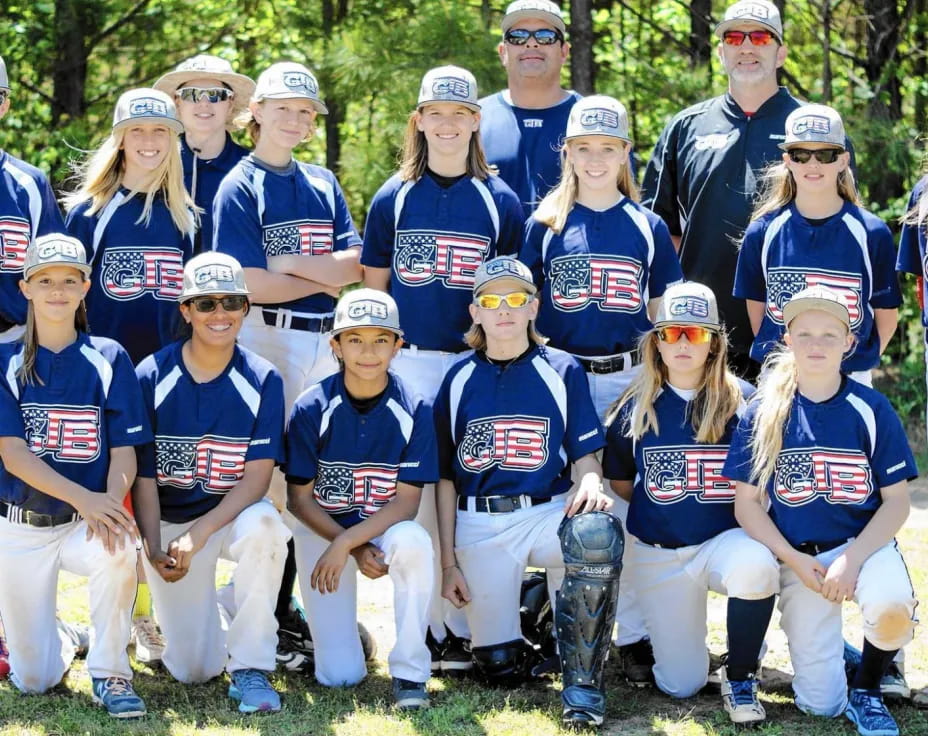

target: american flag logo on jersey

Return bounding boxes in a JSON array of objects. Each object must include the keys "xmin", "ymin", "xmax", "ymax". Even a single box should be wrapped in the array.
[
  {"xmin": 0, "ymin": 216, "xmax": 30, "ymax": 272},
  {"xmin": 642, "ymin": 445, "xmax": 735, "ymax": 504},
  {"xmin": 156, "ymin": 435, "xmax": 250, "ymax": 493},
  {"xmin": 100, "ymin": 247, "xmax": 184, "ymax": 301},
  {"xmin": 766, "ymin": 268, "xmax": 863, "ymax": 327},
  {"xmin": 314, "ymin": 461, "xmax": 399, "ymax": 518},
  {"xmin": 394, "ymin": 230, "xmax": 490, "ymax": 289},
  {"xmin": 549, "ymin": 254, "xmax": 644, "ymax": 313},
  {"xmin": 263, "ymin": 219, "xmax": 334, "ymax": 257},
  {"xmin": 773, "ymin": 448, "xmax": 872, "ymax": 506},
  {"xmin": 458, "ymin": 415, "xmax": 550, "ymax": 472},
  {"xmin": 22, "ymin": 404, "xmax": 101, "ymax": 463}
]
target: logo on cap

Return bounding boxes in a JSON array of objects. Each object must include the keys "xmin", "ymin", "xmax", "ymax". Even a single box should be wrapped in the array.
[
  {"xmin": 282, "ymin": 71, "xmax": 317, "ymax": 94},
  {"xmin": 129, "ymin": 97, "xmax": 169, "ymax": 117},
  {"xmin": 194, "ymin": 264, "xmax": 234, "ymax": 285},
  {"xmin": 669, "ymin": 296, "xmax": 709, "ymax": 318},
  {"xmin": 38, "ymin": 240, "xmax": 81, "ymax": 261},
  {"xmin": 733, "ymin": 2, "xmax": 770, "ymax": 19},
  {"xmin": 792, "ymin": 115, "xmax": 831, "ymax": 135},
  {"xmin": 347, "ymin": 299, "xmax": 388, "ymax": 320},
  {"xmin": 486, "ymin": 259, "xmax": 523, "ymax": 277},
  {"xmin": 580, "ymin": 108, "xmax": 619, "ymax": 130},
  {"xmin": 432, "ymin": 77, "xmax": 470, "ymax": 99}
]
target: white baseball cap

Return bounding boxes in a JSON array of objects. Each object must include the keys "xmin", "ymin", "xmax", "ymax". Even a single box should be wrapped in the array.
[
  {"xmin": 418, "ymin": 66, "xmax": 480, "ymax": 112},
  {"xmin": 782, "ymin": 285, "xmax": 850, "ymax": 328},
  {"xmin": 332, "ymin": 288, "xmax": 403, "ymax": 337},
  {"xmin": 501, "ymin": 0, "xmax": 567, "ymax": 34},
  {"xmin": 179, "ymin": 252, "xmax": 250, "ymax": 302},
  {"xmin": 565, "ymin": 95, "xmax": 630, "ymax": 141},
  {"xmin": 653, "ymin": 282, "xmax": 721, "ymax": 330},
  {"xmin": 715, "ymin": 0, "xmax": 783, "ymax": 41},
  {"xmin": 154, "ymin": 55, "xmax": 255, "ymax": 115},
  {"xmin": 473, "ymin": 257, "xmax": 537, "ymax": 295},
  {"xmin": 23, "ymin": 234, "xmax": 92, "ymax": 280},
  {"xmin": 0, "ymin": 56, "xmax": 9, "ymax": 91},
  {"xmin": 779, "ymin": 104, "xmax": 846, "ymax": 151},
  {"xmin": 253, "ymin": 62, "xmax": 328, "ymax": 114},
  {"xmin": 112, "ymin": 88, "xmax": 184, "ymax": 134}
]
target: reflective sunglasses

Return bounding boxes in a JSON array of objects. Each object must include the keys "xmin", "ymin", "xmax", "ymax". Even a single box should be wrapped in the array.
[
  {"xmin": 786, "ymin": 147, "xmax": 843, "ymax": 164},
  {"xmin": 474, "ymin": 292, "xmax": 533, "ymax": 309},
  {"xmin": 189, "ymin": 295, "xmax": 248, "ymax": 312},
  {"xmin": 0, "ymin": 91, "xmax": 7, "ymax": 106},
  {"xmin": 722, "ymin": 29, "xmax": 777, "ymax": 46},
  {"xmin": 657, "ymin": 325, "xmax": 714, "ymax": 344},
  {"xmin": 177, "ymin": 87, "xmax": 234, "ymax": 104},
  {"xmin": 504, "ymin": 28, "xmax": 564, "ymax": 46}
]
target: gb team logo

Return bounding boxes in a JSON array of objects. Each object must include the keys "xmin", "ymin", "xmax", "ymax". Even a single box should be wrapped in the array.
[
  {"xmin": 643, "ymin": 446, "xmax": 735, "ymax": 504},
  {"xmin": 314, "ymin": 462, "xmax": 398, "ymax": 519},
  {"xmin": 101, "ymin": 247, "xmax": 184, "ymax": 301},
  {"xmin": 667, "ymin": 295, "xmax": 709, "ymax": 320},
  {"xmin": 282, "ymin": 72, "xmax": 317, "ymax": 96},
  {"xmin": 156, "ymin": 435, "xmax": 250, "ymax": 493},
  {"xmin": 791, "ymin": 115, "xmax": 831, "ymax": 136},
  {"xmin": 774, "ymin": 448, "xmax": 873, "ymax": 505},
  {"xmin": 129, "ymin": 97, "xmax": 169, "ymax": 118},
  {"xmin": 580, "ymin": 108, "xmax": 620, "ymax": 130},
  {"xmin": 22, "ymin": 404, "xmax": 101, "ymax": 462},
  {"xmin": 194, "ymin": 263, "xmax": 234, "ymax": 286},
  {"xmin": 394, "ymin": 229, "xmax": 490, "ymax": 289},
  {"xmin": 0, "ymin": 217, "xmax": 29, "ymax": 272},
  {"xmin": 549, "ymin": 254, "xmax": 644, "ymax": 312},
  {"xmin": 431, "ymin": 77, "xmax": 470, "ymax": 99},
  {"xmin": 458, "ymin": 415, "xmax": 550, "ymax": 472},
  {"xmin": 263, "ymin": 219, "xmax": 333, "ymax": 257},
  {"xmin": 348, "ymin": 298, "xmax": 388, "ymax": 320},
  {"xmin": 766, "ymin": 268, "xmax": 862, "ymax": 327}
]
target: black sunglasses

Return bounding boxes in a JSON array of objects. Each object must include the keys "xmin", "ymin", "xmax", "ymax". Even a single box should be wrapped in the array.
[
  {"xmin": 787, "ymin": 148, "xmax": 843, "ymax": 164},
  {"xmin": 188, "ymin": 295, "xmax": 248, "ymax": 313},
  {"xmin": 504, "ymin": 28, "xmax": 564, "ymax": 46}
]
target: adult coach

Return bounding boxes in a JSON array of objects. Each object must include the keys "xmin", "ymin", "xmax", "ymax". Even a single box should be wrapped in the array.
[{"xmin": 480, "ymin": 0, "xmax": 580, "ymax": 217}]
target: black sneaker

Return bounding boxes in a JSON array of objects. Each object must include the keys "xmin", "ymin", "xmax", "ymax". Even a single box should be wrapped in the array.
[
  {"xmin": 440, "ymin": 628, "xmax": 473, "ymax": 673},
  {"xmin": 276, "ymin": 601, "xmax": 313, "ymax": 673},
  {"xmin": 619, "ymin": 638, "xmax": 655, "ymax": 688},
  {"xmin": 425, "ymin": 628, "xmax": 444, "ymax": 674}
]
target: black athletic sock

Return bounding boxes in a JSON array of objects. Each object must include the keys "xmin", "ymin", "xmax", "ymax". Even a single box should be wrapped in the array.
[
  {"xmin": 725, "ymin": 595, "xmax": 775, "ymax": 681},
  {"xmin": 275, "ymin": 538, "xmax": 298, "ymax": 620},
  {"xmin": 851, "ymin": 639, "xmax": 897, "ymax": 691}
]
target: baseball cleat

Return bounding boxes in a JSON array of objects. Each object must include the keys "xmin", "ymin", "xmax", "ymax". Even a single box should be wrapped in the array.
[
  {"xmin": 229, "ymin": 668, "xmax": 281, "ymax": 713},
  {"xmin": 720, "ymin": 667, "xmax": 765, "ymax": 725},
  {"xmin": 562, "ymin": 708, "xmax": 603, "ymax": 730},
  {"xmin": 91, "ymin": 676, "xmax": 147, "ymax": 718},
  {"xmin": 130, "ymin": 616, "xmax": 164, "ymax": 664},
  {"xmin": 846, "ymin": 688, "xmax": 899, "ymax": 736},
  {"xmin": 276, "ymin": 599, "xmax": 314, "ymax": 673},
  {"xmin": 0, "ymin": 635, "xmax": 9, "ymax": 680},
  {"xmin": 880, "ymin": 662, "xmax": 910, "ymax": 702},
  {"xmin": 425, "ymin": 628, "xmax": 444, "ymax": 673},
  {"xmin": 618, "ymin": 638, "xmax": 654, "ymax": 688},
  {"xmin": 392, "ymin": 677, "xmax": 429, "ymax": 710},
  {"xmin": 440, "ymin": 627, "xmax": 472, "ymax": 673}
]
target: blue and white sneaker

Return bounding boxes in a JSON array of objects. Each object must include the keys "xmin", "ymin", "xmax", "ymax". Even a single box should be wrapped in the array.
[
  {"xmin": 843, "ymin": 641, "xmax": 910, "ymax": 701},
  {"xmin": 846, "ymin": 688, "xmax": 899, "ymax": 736},
  {"xmin": 720, "ymin": 666, "xmax": 765, "ymax": 725},
  {"xmin": 229, "ymin": 668, "xmax": 281, "ymax": 713},
  {"xmin": 91, "ymin": 677, "xmax": 146, "ymax": 718}
]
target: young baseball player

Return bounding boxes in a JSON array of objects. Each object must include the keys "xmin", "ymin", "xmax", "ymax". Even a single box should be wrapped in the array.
[
  {"xmin": 286, "ymin": 289, "xmax": 437, "ymax": 709},
  {"xmin": 132, "ymin": 252, "xmax": 289, "ymax": 712},
  {"xmin": 154, "ymin": 55, "xmax": 254, "ymax": 254},
  {"xmin": 733, "ymin": 104, "xmax": 900, "ymax": 385},
  {"xmin": 362, "ymin": 64, "xmax": 524, "ymax": 671},
  {"xmin": 435, "ymin": 256, "xmax": 622, "ymax": 728},
  {"xmin": 0, "ymin": 234, "xmax": 151, "ymax": 717},
  {"xmin": 64, "ymin": 88, "xmax": 195, "ymax": 365},
  {"xmin": 602, "ymin": 281, "xmax": 779, "ymax": 724},
  {"xmin": 725, "ymin": 286, "xmax": 918, "ymax": 736}
]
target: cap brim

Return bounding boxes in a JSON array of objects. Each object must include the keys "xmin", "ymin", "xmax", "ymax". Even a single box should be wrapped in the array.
[
  {"xmin": 783, "ymin": 298, "xmax": 849, "ymax": 327},
  {"xmin": 154, "ymin": 70, "xmax": 256, "ymax": 118},
  {"xmin": 501, "ymin": 9, "xmax": 567, "ymax": 33},
  {"xmin": 113, "ymin": 116, "xmax": 184, "ymax": 135},
  {"xmin": 331, "ymin": 324, "xmax": 404, "ymax": 338},
  {"xmin": 25, "ymin": 262, "xmax": 92, "ymax": 279},
  {"xmin": 714, "ymin": 19, "xmax": 782, "ymax": 40},
  {"xmin": 777, "ymin": 141, "xmax": 845, "ymax": 151},
  {"xmin": 565, "ymin": 130, "xmax": 631, "ymax": 142},
  {"xmin": 255, "ymin": 92, "xmax": 328, "ymax": 114},
  {"xmin": 418, "ymin": 99, "xmax": 481, "ymax": 112}
]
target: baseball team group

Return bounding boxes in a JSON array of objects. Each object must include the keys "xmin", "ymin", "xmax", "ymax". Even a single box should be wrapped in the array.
[{"xmin": 0, "ymin": 0, "xmax": 923, "ymax": 732}]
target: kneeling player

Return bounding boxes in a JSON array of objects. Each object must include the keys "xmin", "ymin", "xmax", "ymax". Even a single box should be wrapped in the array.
[
  {"xmin": 435, "ymin": 256, "xmax": 621, "ymax": 728},
  {"xmin": 133, "ymin": 253, "xmax": 290, "ymax": 713},
  {"xmin": 286, "ymin": 289, "xmax": 436, "ymax": 710}
]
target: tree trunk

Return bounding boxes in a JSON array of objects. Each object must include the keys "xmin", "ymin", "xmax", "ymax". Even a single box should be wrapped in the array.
[
  {"xmin": 689, "ymin": 0, "xmax": 711, "ymax": 68},
  {"xmin": 51, "ymin": 0, "xmax": 92, "ymax": 123},
  {"xmin": 321, "ymin": 0, "xmax": 349, "ymax": 173},
  {"xmin": 914, "ymin": 0, "xmax": 926, "ymax": 136},
  {"xmin": 821, "ymin": 0, "xmax": 832, "ymax": 103},
  {"xmin": 570, "ymin": 0, "xmax": 595, "ymax": 94}
]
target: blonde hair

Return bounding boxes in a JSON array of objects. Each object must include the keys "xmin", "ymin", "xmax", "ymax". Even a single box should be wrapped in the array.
[
  {"xmin": 902, "ymin": 177, "xmax": 928, "ymax": 228},
  {"xmin": 533, "ymin": 140, "xmax": 639, "ymax": 234},
  {"xmin": 398, "ymin": 109, "xmax": 492, "ymax": 182},
  {"xmin": 234, "ymin": 100, "xmax": 318, "ymax": 147},
  {"xmin": 17, "ymin": 281, "xmax": 90, "ymax": 387},
  {"xmin": 464, "ymin": 318, "xmax": 548, "ymax": 352},
  {"xmin": 606, "ymin": 327, "xmax": 742, "ymax": 443},
  {"xmin": 64, "ymin": 127, "xmax": 195, "ymax": 233},
  {"xmin": 751, "ymin": 157, "xmax": 861, "ymax": 222},
  {"xmin": 747, "ymin": 348, "xmax": 798, "ymax": 491}
]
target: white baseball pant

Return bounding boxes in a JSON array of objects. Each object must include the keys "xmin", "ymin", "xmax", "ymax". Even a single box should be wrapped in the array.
[
  {"xmin": 294, "ymin": 520, "xmax": 434, "ymax": 685},
  {"xmin": 632, "ymin": 528, "xmax": 780, "ymax": 697},
  {"xmin": 141, "ymin": 500, "xmax": 290, "ymax": 683},
  {"xmin": 0, "ymin": 516, "xmax": 136, "ymax": 692},
  {"xmin": 779, "ymin": 540, "xmax": 917, "ymax": 716}
]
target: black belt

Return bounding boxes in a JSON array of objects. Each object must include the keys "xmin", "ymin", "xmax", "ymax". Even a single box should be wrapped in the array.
[
  {"xmin": 458, "ymin": 494, "xmax": 552, "ymax": 514},
  {"xmin": 795, "ymin": 539, "xmax": 849, "ymax": 556},
  {"xmin": 639, "ymin": 539, "xmax": 688, "ymax": 550},
  {"xmin": 262, "ymin": 309, "xmax": 333, "ymax": 333},
  {"xmin": 0, "ymin": 500, "xmax": 78, "ymax": 528},
  {"xmin": 576, "ymin": 350, "xmax": 638, "ymax": 374}
]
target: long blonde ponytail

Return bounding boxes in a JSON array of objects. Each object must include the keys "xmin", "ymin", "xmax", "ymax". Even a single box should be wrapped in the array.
[{"xmin": 748, "ymin": 348, "xmax": 799, "ymax": 490}]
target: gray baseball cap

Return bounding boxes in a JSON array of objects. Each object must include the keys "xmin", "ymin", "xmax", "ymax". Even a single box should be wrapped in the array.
[
  {"xmin": 154, "ymin": 55, "xmax": 255, "ymax": 116},
  {"xmin": 179, "ymin": 252, "xmax": 250, "ymax": 302},
  {"xmin": 473, "ymin": 256, "xmax": 537, "ymax": 295},
  {"xmin": 501, "ymin": 0, "xmax": 567, "ymax": 34},
  {"xmin": 418, "ymin": 66, "xmax": 480, "ymax": 112},
  {"xmin": 782, "ymin": 285, "xmax": 850, "ymax": 328},
  {"xmin": 0, "ymin": 56, "xmax": 8, "ymax": 91},
  {"xmin": 332, "ymin": 288, "xmax": 403, "ymax": 337},
  {"xmin": 654, "ymin": 282, "xmax": 721, "ymax": 330},
  {"xmin": 23, "ymin": 234, "xmax": 92, "ymax": 280},
  {"xmin": 778, "ymin": 104, "xmax": 846, "ymax": 151},
  {"xmin": 113, "ymin": 88, "xmax": 184, "ymax": 134},
  {"xmin": 715, "ymin": 0, "xmax": 783, "ymax": 41},
  {"xmin": 565, "ymin": 95, "xmax": 631, "ymax": 141},
  {"xmin": 253, "ymin": 62, "xmax": 328, "ymax": 114}
]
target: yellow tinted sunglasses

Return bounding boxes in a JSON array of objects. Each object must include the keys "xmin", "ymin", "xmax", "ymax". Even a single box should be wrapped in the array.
[{"xmin": 474, "ymin": 292, "xmax": 533, "ymax": 309}]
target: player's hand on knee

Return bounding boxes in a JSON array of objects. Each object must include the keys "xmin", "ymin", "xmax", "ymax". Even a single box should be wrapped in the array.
[
  {"xmin": 79, "ymin": 492, "xmax": 138, "ymax": 551},
  {"xmin": 352, "ymin": 543, "xmax": 388, "ymax": 580},
  {"xmin": 311, "ymin": 539, "xmax": 351, "ymax": 594},
  {"xmin": 166, "ymin": 528, "xmax": 205, "ymax": 576},
  {"xmin": 787, "ymin": 551, "xmax": 827, "ymax": 593},
  {"xmin": 820, "ymin": 553, "xmax": 858, "ymax": 603},
  {"xmin": 564, "ymin": 483, "xmax": 614, "ymax": 517},
  {"xmin": 441, "ymin": 564, "xmax": 471, "ymax": 608}
]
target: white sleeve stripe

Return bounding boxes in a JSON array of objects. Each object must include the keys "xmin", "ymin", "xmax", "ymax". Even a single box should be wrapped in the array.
[
  {"xmin": 845, "ymin": 393, "xmax": 877, "ymax": 452},
  {"xmin": 622, "ymin": 202, "xmax": 655, "ymax": 304},
  {"xmin": 530, "ymin": 355, "xmax": 567, "ymax": 426},
  {"xmin": 228, "ymin": 368, "xmax": 261, "ymax": 418},
  {"xmin": 841, "ymin": 212, "xmax": 873, "ymax": 300},
  {"xmin": 761, "ymin": 209, "xmax": 792, "ymax": 280},
  {"xmin": 252, "ymin": 168, "xmax": 266, "ymax": 224},
  {"xmin": 3, "ymin": 161, "xmax": 42, "ymax": 241},
  {"xmin": 541, "ymin": 228, "xmax": 555, "ymax": 263},
  {"xmin": 93, "ymin": 191, "xmax": 126, "ymax": 254},
  {"xmin": 336, "ymin": 232, "xmax": 355, "ymax": 240},
  {"xmin": 5, "ymin": 350, "xmax": 22, "ymax": 400},
  {"xmin": 79, "ymin": 344, "xmax": 114, "ymax": 397},
  {"xmin": 153, "ymin": 366, "xmax": 183, "ymax": 410},
  {"xmin": 448, "ymin": 362, "xmax": 476, "ymax": 445},
  {"xmin": 319, "ymin": 394, "xmax": 343, "ymax": 437},
  {"xmin": 386, "ymin": 398, "xmax": 414, "ymax": 443},
  {"xmin": 470, "ymin": 178, "xmax": 500, "ymax": 242},
  {"xmin": 393, "ymin": 180, "xmax": 416, "ymax": 230},
  {"xmin": 303, "ymin": 170, "xmax": 336, "ymax": 217}
]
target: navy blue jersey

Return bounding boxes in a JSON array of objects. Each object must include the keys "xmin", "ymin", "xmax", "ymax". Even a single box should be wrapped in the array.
[
  {"xmin": 181, "ymin": 134, "xmax": 249, "ymax": 254},
  {"xmin": 285, "ymin": 372, "xmax": 438, "ymax": 529},
  {"xmin": 135, "ymin": 341, "xmax": 285, "ymax": 524},
  {"xmin": 723, "ymin": 379, "xmax": 917, "ymax": 547},
  {"xmin": 435, "ymin": 345, "xmax": 604, "ymax": 497},
  {"xmin": 0, "ymin": 334, "xmax": 151, "ymax": 516},
  {"xmin": 521, "ymin": 200, "xmax": 682, "ymax": 356},
  {"xmin": 603, "ymin": 385, "xmax": 749, "ymax": 547},
  {"xmin": 734, "ymin": 201, "xmax": 901, "ymax": 372},
  {"xmin": 361, "ymin": 173, "xmax": 525, "ymax": 351},
  {"xmin": 479, "ymin": 91, "xmax": 582, "ymax": 217},
  {"xmin": 66, "ymin": 191, "xmax": 194, "ymax": 365},
  {"xmin": 0, "ymin": 150, "xmax": 66, "ymax": 326},
  {"xmin": 896, "ymin": 175, "xmax": 928, "ymax": 325},
  {"xmin": 213, "ymin": 155, "xmax": 361, "ymax": 314}
]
